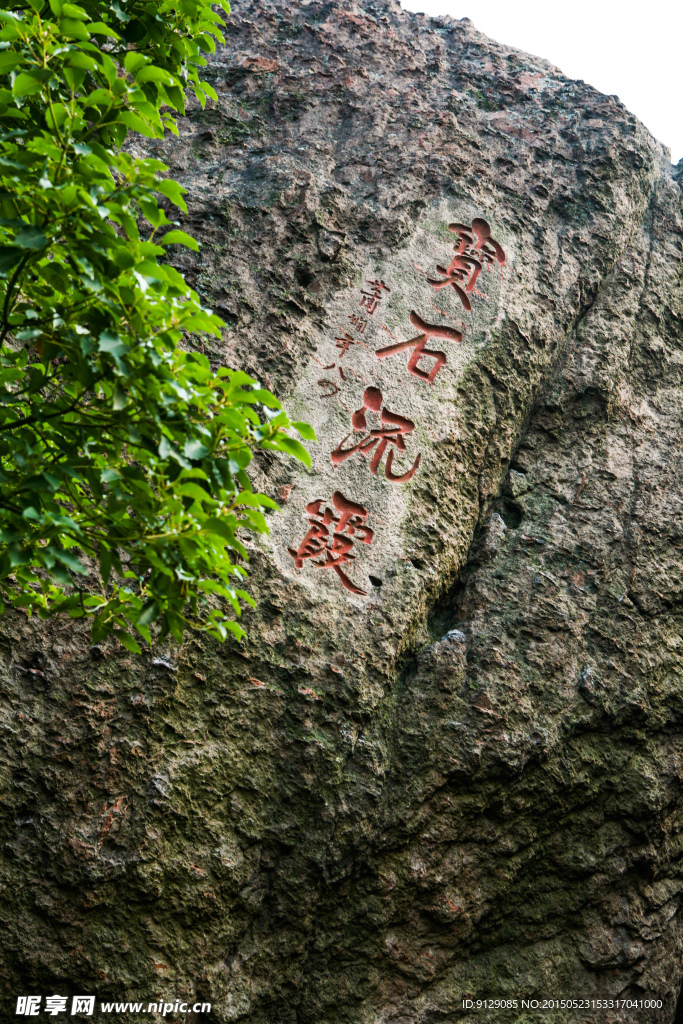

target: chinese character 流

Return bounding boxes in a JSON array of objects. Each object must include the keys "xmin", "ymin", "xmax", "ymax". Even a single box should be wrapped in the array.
[
  {"xmin": 288, "ymin": 491, "xmax": 374, "ymax": 595},
  {"xmin": 331, "ymin": 386, "xmax": 421, "ymax": 482}
]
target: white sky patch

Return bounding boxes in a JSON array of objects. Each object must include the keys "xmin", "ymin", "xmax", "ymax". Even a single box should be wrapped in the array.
[{"xmin": 401, "ymin": 0, "xmax": 683, "ymax": 164}]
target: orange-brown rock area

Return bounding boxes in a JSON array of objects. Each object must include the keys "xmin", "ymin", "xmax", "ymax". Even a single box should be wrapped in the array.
[{"xmin": 3, "ymin": 2, "xmax": 683, "ymax": 1022}]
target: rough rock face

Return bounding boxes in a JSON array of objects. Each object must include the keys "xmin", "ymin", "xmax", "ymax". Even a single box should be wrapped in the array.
[{"xmin": 2, "ymin": 1, "xmax": 683, "ymax": 1022}]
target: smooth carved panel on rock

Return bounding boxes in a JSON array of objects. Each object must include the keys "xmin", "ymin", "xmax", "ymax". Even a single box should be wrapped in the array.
[{"xmin": 271, "ymin": 207, "xmax": 511, "ymax": 602}]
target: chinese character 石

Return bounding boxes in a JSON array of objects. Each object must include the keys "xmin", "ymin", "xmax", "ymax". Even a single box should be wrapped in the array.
[
  {"xmin": 16, "ymin": 997, "xmax": 41, "ymax": 1016},
  {"xmin": 428, "ymin": 218, "xmax": 505, "ymax": 311},
  {"xmin": 71, "ymin": 997, "xmax": 95, "ymax": 1016},
  {"xmin": 331, "ymin": 386, "xmax": 421, "ymax": 482},
  {"xmin": 45, "ymin": 997, "xmax": 68, "ymax": 1016},
  {"xmin": 348, "ymin": 313, "xmax": 367, "ymax": 334},
  {"xmin": 375, "ymin": 311, "xmax": 462, "ymax": 384},
  {"xmin": 288, "ymin": 491, "xmax": 374, "ymax": 595},
  {"xmin": 359, "ymin": 278, "xmax": 390, "ymax": 316}
]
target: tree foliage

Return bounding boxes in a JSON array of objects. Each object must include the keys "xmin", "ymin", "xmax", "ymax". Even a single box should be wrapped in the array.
[{"xmin": 0, "ymin": 1, "xmax": 313, "ymax": 650}]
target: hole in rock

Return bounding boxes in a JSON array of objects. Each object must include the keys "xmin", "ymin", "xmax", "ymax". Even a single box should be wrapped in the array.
[
  {"xmin": 495, "ymin": 497, "xmax": 523, "ymax": 529},
  {"xmin": 295, "ymin": 265, "xmax": 315, "ymax": 287},
  {"xmin": 368, "ymin": 575, "xmax": 383, "ymax": 588}
]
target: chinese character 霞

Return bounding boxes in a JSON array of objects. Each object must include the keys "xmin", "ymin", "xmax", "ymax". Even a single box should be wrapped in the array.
[
  {"xmin": 331, "ymin": 386, "xmax": 421, "ymax": 482},
  {"xmin": 375, "ymin": 311, "xmax": 462, "ymax": 384},
  {"xmin": 16, "ymin": 997, "xmax": 41, "ymax": 1017},
  {"xmin": 288, "ymin": 491, "xmax": 374, "ymax": 595},
  {"xmin": 71, "ymin": 997, "xmax": 95, "ymax": 1016},
  {"xmin": 359, "ymin": 278, "xmax": 390, "ymax": 316},
  {"xmin": 45, "ymin": 996, "xmax": 68, "ymax": 1016},
  {"xmin": 428, "ymin": 218, "xmax": 505, "ymax": 311}
]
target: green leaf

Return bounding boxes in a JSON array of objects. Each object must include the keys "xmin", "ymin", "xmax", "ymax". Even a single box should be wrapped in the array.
[
  {"xmin": 59, "ymin": 17, "xmax": 90, "ymax": 40},
  {"xmin": 124, "ymin": 51, "xmax": 148, "ymax": 75},
  {"xmin": 67, "ymin": 51, "xmax": 97, "ymax": 71},
  {"xmin": 135, "ymin": 66, "xmax": 175, "ymax": 86},
  {"xmin": 160, "ymin": 229, "xmax": 198, "ymax": 251},
  {"xmin": 0, "ymin": 53, "xmax": 22, "ymax": 74},
  {"xmin": 156, "ymin": 178, "xmax": 187, "ymax": 212},
  {"xmin": 113, "ymin": 629, "xmax": 142, "ymax": 654},
  {"xmin": 14, "ymin": 226, "xmax": 47, "ymax": 250},
  {"xmin": 118, "ymin": 110, "xmax": 158, "ymax": 138},
  {"xmin": 0, "ymin": 246, "xmax": 23, "ymax": 275},
  {"xmin": 53, "ymin": 549, "xmax": 88, "ymax": 574},
  {"xmin": 199, "ymin": 81, "xmax": 218, "ymax": 101},
  {"xmin": 136, "ymin": 601, "xmax": 159, "ymax": 627},
  {"xmin": 12, "ymin": 72, "xmax": 45, "ymax": 98},
  {"xmin": 183, "ymin": 439, "xmax": 209, "ymax": 460},
  {"xmin": 292, "ymin": 421, "xmax": 316, "ymax": 441},
  {"xmin": 273, "ymin": 435, "xmax": 312, "ymax": 467},
  {"xmin": 88, "ymin": 21, "xmax": 121, "ymax": 39},
  {"xmin": 99, "ymin": 545, "xmax": 112, "ymax": 585},
  {"xmin": 61, "ymin": 3, "xmax": 87, "ymax": 19},
  {"xmin": 177, "ymin": 481, "xmax": 210, "ymax": 503},
  {"xmin": 237, "ymin": 492, "xmax": 278, "ymax": 510},
  {"xmin": 98, "ymin": 331, "xmax": 127, "ymax": 357},
  {"xmin": 203, "ymin": 516, "xmax": 235, "ymax": 543}
]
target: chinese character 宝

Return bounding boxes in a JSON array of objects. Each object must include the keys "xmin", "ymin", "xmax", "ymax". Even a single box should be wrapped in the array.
[
  {"xmin": 428, "ymin": 218, "xmax": 505, "ymax": 311},
  {"xmin": 288, "ymin": 491, "xmax": 374, "ymax": 595}
]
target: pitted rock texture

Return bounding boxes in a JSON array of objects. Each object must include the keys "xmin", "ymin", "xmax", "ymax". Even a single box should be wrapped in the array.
[{"xmin": 2, "ymin": 2, "xmax": 683, "ymax": 1023}]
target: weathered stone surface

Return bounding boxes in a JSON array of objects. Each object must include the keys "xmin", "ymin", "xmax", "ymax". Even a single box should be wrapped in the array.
[{"xmin": 2, "ymin": 1, "xmax": 683, "ymax": 1022}]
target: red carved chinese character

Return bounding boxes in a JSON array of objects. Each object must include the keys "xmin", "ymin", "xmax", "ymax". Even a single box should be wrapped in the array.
[
  {"xmin": 348, "ymin": 313, "xmax": 368, "ymax": 334},
  {"xmin": 331, "ymin": 386, "xmax": 420, "ymax": 482},
  {"xmin": 375, "ymin": 311, "xmax": 462, "ymax": 384},
  {"xmin": 359, "ymin": 279, "xmax": 390, "ymax": 316},
  {"xmin": 428, "ymin": 218, "xmax": 505, "ymax": 311},
  {"xmin": 288, "ymin": 491, "xmax": 374, "ymax": 595},
  {"xmin": 317, "ymin": 378, "xmax": 339, "ymax": 397},
  {"xmin": 335, "ymin": 329, "xmax": 367, "ymax": 358}
]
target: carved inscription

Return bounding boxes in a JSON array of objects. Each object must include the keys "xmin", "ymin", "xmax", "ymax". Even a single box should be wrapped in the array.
[
  {"xmin": 359, "ymin": 278, "xmax": 390, "ymax": 315},
  {"xmin": 348, "ymin": 313, "xmax": 368, "ymax": 333},
  {"xmin": 335, "ymin": 329, "xmax": 366, "ymax": 359},
  {"xmin": 288, "ymin": 491, "xmax": 374, "ymax": 595},
  {"xmin": 375, "ymin": 311, "xmax": 462, "ymax": 384},
  {"xmin": 331, "ymin": 386, "xmax": 421, "ymax": 482},
  {"xmin": 428, "ymin": 218, "xmax": 505, "ymax": 311},
  {"xmin": 289, "ymin": 217, "xmax": 505, "ymax": 594}
]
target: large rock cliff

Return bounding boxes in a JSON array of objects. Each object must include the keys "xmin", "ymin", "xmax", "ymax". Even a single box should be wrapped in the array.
[{"xmin": 2, "ymin": 1, "xmax": 683, "ymax": 1022}]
